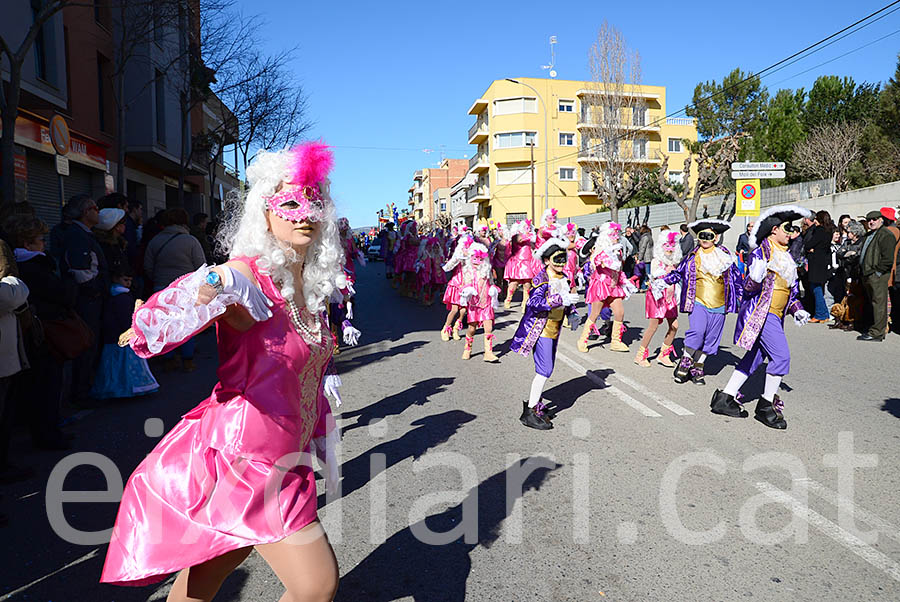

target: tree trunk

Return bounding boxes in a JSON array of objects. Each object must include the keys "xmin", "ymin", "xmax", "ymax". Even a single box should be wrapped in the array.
[
  {"xmin": 609, "ymin": 204, "xmax": 618, "ymax": 224},
  {"xmin": 115, "ymin": 68, "xmax": 127, "ymax": 194},
  {"xmin": 1, "ymin": 60, "xmax": 23, "ymax": 206}
]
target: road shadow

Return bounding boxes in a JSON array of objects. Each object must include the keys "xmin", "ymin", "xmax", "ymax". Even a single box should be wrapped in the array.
[
  {"xmin": 321, "ymin": 410, "xmax": 477, "ymax": 507},
  {"xmin": 335, "ymin": 457, "xmax": 561, "ymax": 601},
  {"xmin": 702, "ymin": 348, "xmax": 742, "ymax": 376},
  {"xmin": 881, "ymin": 398, "xmax": 900, "ymax": 419},
  {"xmin": 336, "ymin": 340, "xmax": 427, "ymax": 376},
  {"xmin": 341, "ymin": 378, "xmax": 455, "ymax": 433},
  {"xmin": 542, "ymin": 369, "xmax": 613, "ymax": 417}
]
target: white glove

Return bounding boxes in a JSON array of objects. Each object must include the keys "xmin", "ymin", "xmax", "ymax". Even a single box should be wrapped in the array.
[
  {"xmin": 345, "ymin": 300, "xmax": 353, "ymax": 321},
  {"xmin": 342, "ymin": 320, "xmax": 361, "ymax": 345},
  {"xmin": 793, "ymin": 309, "xmax": 810, "ymax": 327},
  {"xmin": 748, "ymin": 258, "xmax": 767, "ymax": 283},
  {"xmin": 650, "ymin": 279, "xmax": 666, "ymax": 301},
  {"xmin": 459, "ymin": 286, "xmax": 477, "ymax": 306},
  {"xmin": 219, "ymin": 266, "xmax": 273, "ymax": 322},
  {"xmin": 489, "ymin": 285, "xmax": 501, "ymax": 309},
  {"xmin": 575, "ymin": 271, "xmax": 586, "ymax": 289},
  {"xmin": 623, "ymin": 280, "xmax": 638, "ymax": 299},
  {"xmin": 561, "ymin": 292, "xmax": 579, "ymax": 307},
  {"xmin": 323, "ymin": 373, "xmax": 343, "ymax": 407}
]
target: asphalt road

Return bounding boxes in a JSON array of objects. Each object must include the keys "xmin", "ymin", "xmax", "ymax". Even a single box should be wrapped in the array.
[{"xmin": 3, "ymin": 261, "xmax": 900, "ymax": 601}]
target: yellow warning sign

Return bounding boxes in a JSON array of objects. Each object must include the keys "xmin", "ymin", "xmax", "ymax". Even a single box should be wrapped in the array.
[{"xmin": 735, "ymin": 179, "xmax": 760, "ymax": 217}]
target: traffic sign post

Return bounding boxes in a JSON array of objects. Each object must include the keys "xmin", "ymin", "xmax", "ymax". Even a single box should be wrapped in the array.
[
  {"xmin": 49, "ymin": 114, "xmax": 71, "ymax": 208},
  {"xmin": 735, "ymin": 179, "xmax": 761, "ymax": 216}
]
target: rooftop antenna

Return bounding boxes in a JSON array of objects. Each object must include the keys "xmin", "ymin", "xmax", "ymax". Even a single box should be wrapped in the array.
[{"xmin": 541, "ymin": 35, "xmax": 557, "ymax": 78}]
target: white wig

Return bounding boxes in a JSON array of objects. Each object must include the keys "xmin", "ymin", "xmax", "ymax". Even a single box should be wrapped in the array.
[
  {"xmin": 653, "ymin": 230, "xmax": 683, "ymax": 266},
  {"xmin": 591, "ymin": 221, "xmax": 624, "ymax": 258},
  {"xmin": 217, "ymin": 147, "xmax": 346, "ymax": 314}
]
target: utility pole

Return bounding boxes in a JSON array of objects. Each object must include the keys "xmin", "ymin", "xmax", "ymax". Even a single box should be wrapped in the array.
[{"xmin": 529, "ymin": 141, "xmax": 535, "ymax": 222}]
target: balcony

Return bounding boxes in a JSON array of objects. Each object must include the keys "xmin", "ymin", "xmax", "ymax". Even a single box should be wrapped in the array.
[
  {"xmin": 413, "ymin": 170, "xmax": 424, "ymax": 181},
  {"xmin": 576, "ymin": 148, "xmax": 661, "ymax": 165},
  {"xmin": 468, "ymin": 153, "xmax": 489, "ymax": 173},
  {"xmin": 453, "ymin": 199, "xmax": 478, "ymax": 218},
  {"xmin": 576, "ymin": 89, "xmax": 661, "ymax": 100},
  {"xmin": 578, "ymin": 172, "xmax": 598, "ymax": 197},
  {"xmin": 467, "ymin": 98, "xmax": 488, "ymax": 115},
  {"xmin": 666, "ymin": 117, "xmax": 695, "ymax": 126},
  {"xmin": 468, "ymin": 121, "xmax": 489, "ymax": 144},
  {"xmin": 466, "ymin": 184, "xmax": 490, "ymax": 202},
  {"xmin": 577, "ymin": 111, "xmax": 660, "ymax": 132}
]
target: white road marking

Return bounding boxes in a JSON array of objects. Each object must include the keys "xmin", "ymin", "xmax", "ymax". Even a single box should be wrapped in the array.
[
  {"xmin": 557, "ymin": 352, "xmax": 662, "ymax": 418},
  {"xmin": 0, "ymin": 548, "xmax": 100, "ymax": 601},
  {"xmin": 797, "ymin": 478, "xmax": 900, "ymax": 545},
  {"xmin": 559, "ymin": 341, "xmax": 693, "ymax": 416},
  {"xmin": 755, "ymin": 482, "xmax": 900, "ymax": 583}
]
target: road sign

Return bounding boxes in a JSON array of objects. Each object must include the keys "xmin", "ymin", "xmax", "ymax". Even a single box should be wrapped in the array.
[
  {"xmin": 49, "ymin": 114, "xmax": 70, "ymax": 155},
  {"xmin": 55, "ymin": 154, "xmax": 69, "ymax": 176},
  {"xmin": 730, "ymin": 170, "xmax": 785, "ymax": 179},
  {"xmin": 735, "ymin": 178, "xmax": 760, "ymax": 216},
  {"xmin": 732, "ymin": 161, "xmax": 784, "ymax": 170}
]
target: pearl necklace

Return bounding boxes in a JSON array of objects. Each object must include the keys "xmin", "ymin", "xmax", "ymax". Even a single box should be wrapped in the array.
[{"xmin": 284, "ymin": 298, "xmax": 322, "ymax": 344}]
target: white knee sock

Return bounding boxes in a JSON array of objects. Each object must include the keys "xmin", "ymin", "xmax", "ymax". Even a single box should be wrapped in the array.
[
  {"xmin": 528, "ymin": 374, "xmax": 549, "ymax": 407},
  {"xmin": 697, "ymin": 353, "xmax": 708, "ymax": 364},
  {"xmin": 722, "ymin": 371, "xmax": 749, "ymax": 397},
  {"xmin": 763, "ymin": 374, "xmax": 782, "ymax": 402}
]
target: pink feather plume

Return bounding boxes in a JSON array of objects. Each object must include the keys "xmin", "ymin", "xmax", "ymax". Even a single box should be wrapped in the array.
[{"xmin": 286, "ymin": 141, "xmax": 334, "ymax": 186}]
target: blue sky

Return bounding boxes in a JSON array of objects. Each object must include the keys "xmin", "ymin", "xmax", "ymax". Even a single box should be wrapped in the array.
[{"xmin": 242, "ymin": 0, "xmax": 900, "ymax": 228}]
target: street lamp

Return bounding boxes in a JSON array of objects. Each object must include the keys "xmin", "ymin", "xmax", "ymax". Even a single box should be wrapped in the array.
[{"xmin": 506, "ymin": 78, "xmax": 549, "ymax": 213}]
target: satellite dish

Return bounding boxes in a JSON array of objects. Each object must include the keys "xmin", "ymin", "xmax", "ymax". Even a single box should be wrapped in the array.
[{"xmin": 549, "ymin": 70, "xmax": 557, "ymax": 78}]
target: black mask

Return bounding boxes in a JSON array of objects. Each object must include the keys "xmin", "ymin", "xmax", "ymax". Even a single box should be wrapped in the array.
[
  {"xmin": 550, "ymin": 250, "xmax": 567, "ymax": 266},
  {"xmin": 697, "ymin": 231, "xmax": 716, "ymax": 241}
]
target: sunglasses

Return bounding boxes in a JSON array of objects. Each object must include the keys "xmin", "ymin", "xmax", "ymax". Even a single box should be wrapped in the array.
[{"xmin": 697, "ymin": 231, "xmax": 716, "ymax": 241}]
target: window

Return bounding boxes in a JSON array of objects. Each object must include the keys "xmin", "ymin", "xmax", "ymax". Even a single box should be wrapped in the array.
[
  {"xmin": 506, "ymin": 212, "xmax": 527, "ymax": 227},
  {"xmin": 559, "ymin": 167, "xmax": 576, "ymax": 181},
  {"xmin": 493, "ymin": 97, "xmax": 537, "ymax": 116},
  {"xmin": 667, "ymin": 171, "xmax": 684, "ymax": 185},
  {"xmin": 32, "ymin": 4, "xmax": 48, "ymax": 81},
  {"xmin": 496, "ymin": 168, "xmax": 533, "ymax": 186},
  {"xmin": 494, "ymin": 131, "xmax": 537, "ymax": 149},
  {"xmin": 633, "ymin": 138, "xmax": 647, "ymax": 159},
  {"xmin": 440, "ymin": 203, "xmax": 446, "ymax": 212},
  {"xmin": 155, "ymin": 70, "xmax": 166, "ymax": 146},
  {"xmin": 559, "ymin": 132, "xmax": 575, "ymax": 146},
  {"xmin": 558, "ymin": 99, "xmax": 574, "ymax": 113},
  {"xmin": 633, "ymin": 107, "xmax": 647, "ymax": 127},
  {"xmin": 97, "ymin": 55, "xmax": 106, "ymax": 131},
  {"xmin": 668, "ymin": 137, "xmax": 683, "ymax": 153}
]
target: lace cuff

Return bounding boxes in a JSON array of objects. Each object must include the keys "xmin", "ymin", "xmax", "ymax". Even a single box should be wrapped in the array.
[{"xmin": 131, "ymin": 265, "xmax": 237, "ymax": 357}]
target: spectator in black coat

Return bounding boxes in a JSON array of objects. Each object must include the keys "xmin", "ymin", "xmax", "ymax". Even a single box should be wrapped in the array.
[{"xmin": 804, "ymin": 210, "xmax": 835, "ymax": 322}]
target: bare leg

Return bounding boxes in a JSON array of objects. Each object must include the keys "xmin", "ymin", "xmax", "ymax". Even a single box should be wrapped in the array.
[
  {"xmin": 506, "ymin": 281, "xmax": 518, "ymax": 305},
  {"xmin": 443, "ymin": 305, "xmax": 459, "ymax": 331},
  {"xmin": 639, "ymin": 318, "xmax": 662, "ymax": 349},
  {"xmin": 610, "ymin": 298, "xmax": 624, "ymax": 322},
  {"xmin": 662, "ymin": 317, "xmax": 679, "ymax": 346},
  {"xmin": 255, "ymin": 521, "xmax": 339, "ymax": 602},
  {"xmin": 166, "ymin": 547, "xmax": 253, "ymax": 602},
  {"xmin": 483, "ymin": 319, "xmax": 493, "ymax": 336}
]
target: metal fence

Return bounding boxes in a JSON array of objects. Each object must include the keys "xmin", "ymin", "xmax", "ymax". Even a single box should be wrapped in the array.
[{"xmin": 564, "ymin": 178, "xmax": 835, "ymax": 231}]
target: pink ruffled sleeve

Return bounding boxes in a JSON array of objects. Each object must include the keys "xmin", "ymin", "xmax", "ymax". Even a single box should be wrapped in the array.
[{"xmin": 130, "ymin": 265, "xmax": 238, "ymax": 358}]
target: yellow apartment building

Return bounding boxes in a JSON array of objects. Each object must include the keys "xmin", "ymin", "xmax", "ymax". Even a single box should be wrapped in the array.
[{"xmin": 465, "ymin": 77, "xmax": 698, "ymax": 225}]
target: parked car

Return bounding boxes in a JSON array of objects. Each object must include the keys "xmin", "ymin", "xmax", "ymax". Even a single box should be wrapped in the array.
[{"xmin": 366, "ymin": 243, "xmax": 382, "ymax": 261}]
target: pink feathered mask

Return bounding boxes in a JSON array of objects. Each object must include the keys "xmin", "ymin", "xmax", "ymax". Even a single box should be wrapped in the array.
[{"xmin": 265, "ymin": 142, "xmax": 334, "ymax": 223}]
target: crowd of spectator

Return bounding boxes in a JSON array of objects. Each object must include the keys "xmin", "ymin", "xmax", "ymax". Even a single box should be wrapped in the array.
[{"xmin": 0, "ymin": 194, "xmax": 218, "ymax": 525}]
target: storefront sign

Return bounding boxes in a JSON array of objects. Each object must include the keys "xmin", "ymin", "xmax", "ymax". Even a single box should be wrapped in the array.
[{"xmin": 0, "ymin": 114, "xmax": 106, "ymax": 171}]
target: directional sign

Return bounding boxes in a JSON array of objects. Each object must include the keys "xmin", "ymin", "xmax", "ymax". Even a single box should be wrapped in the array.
[
  {"xmin": 731, "ymin": 170, "xmax": 785, "ymax": 179},
  {"xmin": 735, "ymin": 178, "xmax": 760, "ymax": 217},
  {"xmin": 732, "ymin": 161, "xmax": 785, "ymax": 170}
]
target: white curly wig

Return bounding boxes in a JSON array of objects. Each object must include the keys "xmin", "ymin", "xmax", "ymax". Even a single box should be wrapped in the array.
[{"xmin": 217, "ymin": 147, "xmax": 346, "ymax": 314}]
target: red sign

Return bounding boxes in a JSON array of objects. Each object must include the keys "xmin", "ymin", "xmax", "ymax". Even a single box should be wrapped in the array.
[
  {"xmin": 0, "ymin": 114, "xmax": 106, "ymax": 170},
  {"xmin": 741, "ymin": 184, "xmax": 756, "ymax": 199}
]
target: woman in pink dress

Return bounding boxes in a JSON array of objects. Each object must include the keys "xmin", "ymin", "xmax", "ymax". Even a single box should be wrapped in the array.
[
  {"xmin": 490, "ymin": 222, "xmax": 510, "ymax": 302},
  {"xmin": 101, "ymin": 143, "xmax": 348, "ymax": 601},
  {"xmin": 503, "ymin": 219, "xmax": 537, "ymax": 312},
  {"xmin": 394, "ymin": 221, "xmax": 419, "ymax": 297},
  {"xmin": 459, "ymin": 242, "xmax": 500, "ymax": 362},
  {"xmin": 635, "ymin": 230, "xmax": 682, "ymax": 367},
  {"xmin": 577, "ymin": 222, "xmax": 637, "ymax": 354},
  {"xmin": 440, "ymin": 234, "xmax": 472, "ymax": 341}
]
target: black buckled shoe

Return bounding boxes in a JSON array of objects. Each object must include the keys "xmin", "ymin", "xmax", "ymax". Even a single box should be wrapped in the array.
[
  {"xmin": 709, "ymin": 389, "xmax": 748, "ymax": 418},
  {"xmin": 520, "ymin": 403, "xmax": 553, "ymax": 430},
  {"xmin": 690, "ymin": 363, "xmax": 706, "ymax": 385},
  {"xmin": 754, "ymin": 396, "xmax": 787, "ymax": 429},
  {"xmin": 673, "ymin": 356, "xmax": 693, "ymax": 384}
]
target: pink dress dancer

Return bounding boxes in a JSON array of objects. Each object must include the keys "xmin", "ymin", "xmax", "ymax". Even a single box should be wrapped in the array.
[
  {"xmin": 100, "ymin": 256, "xmax": 338, "ymax": 587},
  {"xmin": 503, "ymin": 220, "xmax": 537, "ymax": 311},
  {"xmin": 459, "ymin": 242, "xmax": 500, "ymax": 362},
  {"xmin": 635, "ymin": 230, "xmax": 682, "ymax": 367},
  {"xmin": 441, "ymin": 235, "xmax": 472, "ymax": 340}
]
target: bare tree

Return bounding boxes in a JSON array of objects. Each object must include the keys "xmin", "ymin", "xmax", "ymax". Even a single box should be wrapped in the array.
[
  {"xmin": 582, "ymin": 22, "xmax": 648, "ymax": 223},
  {"xmin": 0, "ymin": 0, "xmax": 93, "ymax": 204},
  {"xmin": 792, "ymin": 121, "xmax": 862, "ymax": 192},
  {"xmin": 657, "ymin": 134, "xmax": 746, "ymax": 222}
]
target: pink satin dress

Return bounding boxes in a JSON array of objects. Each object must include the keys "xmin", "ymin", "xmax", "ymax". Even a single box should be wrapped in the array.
[
  {"xmin": 645, "ymin": 262, "xmax": 679, "ymax": 319},
  {"xmin": 101, "ymin": 256, "xmax": 335, "ymax": 587},
  {"xmin": 586, "ymin": 252, "xmax": 628, "ymax": 304},
  {"xmin": 504, "ymin": 236, "xmax": 537, "ymax": 282},
  {"xmin": 443, "ymin": 265, "xmax": 464, "ymax": 309}
]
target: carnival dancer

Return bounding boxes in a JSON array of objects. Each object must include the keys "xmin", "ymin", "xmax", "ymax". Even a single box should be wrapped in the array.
[
  {"xmin": 383, "ymin": 221, "xmax": 398, "ymax": 281},
  {"xmin": 577, "ymin": 222, "xmax": 637, "ymax": 354},
  {"xmin": 394, "ymin": 220, "xmax": 420, "ymax": 296},
  {"xmin": 459, "ymin": 242, "xmax": 501, "ymax": 362},
  {"xmin": 635, "ymin": 230, "xmax": 682, "ymax": 367},
  {"xmin": 561, "ymin": 223, "xmax": 584, "ymax": 329},
  {"xmin": 510, "ymin": 237, "xmax": 580, "ymax": 430},
  {"xmin": 504, "ymin": 219, "xmax": 537, "ymax": 311},
  {"xmin": 440, "ymin": 234, "xmax": 472, "ymax": 341},
  {"xmin": 101, "ymin": 143, "xmax": 346, "ymax": 600},
  {"xmin": 490, "ymin": 221, "xmax": 510, "ymax": 301},
  {"xmin": 538, "ymin": 208, "xmax": 562, "ymax": 242},
  {"xmin": 710, "ymin": 206, "xmax": 812, "ymax": 429},
  {"xmin": 663, "ymin": 219, "xmax": 742, "ymax": 385},
  {"xmin": 338, "ymin": 217, "xmax": 365, "ymax": 289},
  {"xmin": 416, "ymin": 236, "xmax": 445, "ymax": 306}
]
